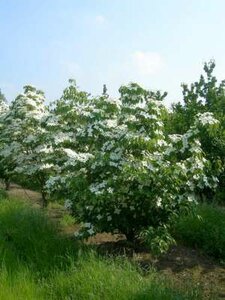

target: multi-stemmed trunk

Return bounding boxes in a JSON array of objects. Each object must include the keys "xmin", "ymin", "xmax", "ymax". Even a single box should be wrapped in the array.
[
  {"xmin": 41, "ymin": 188, "xmax": 48, "ymax": 208},
  {"xmin": 4, "ymin": 178, "xmax": 10, "ymax": 190}
]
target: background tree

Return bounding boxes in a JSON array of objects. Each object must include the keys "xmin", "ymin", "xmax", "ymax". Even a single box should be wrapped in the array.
[
  {"xmin": 0, "ymin": 89, "xmax": 7, "ymax": 105},
  {"xmin": 166, "ymin": 61, "xmax": 225, "ymax": 202},
  {"xmin": 0, "ymin": 93, "xmax": 9, "ymax": 189},
  {"xmin": 0, "ymin": 85, "xmax": 53, "ymax": 206}
]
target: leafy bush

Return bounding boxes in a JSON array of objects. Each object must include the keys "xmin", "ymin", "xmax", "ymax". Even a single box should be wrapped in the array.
[
  {"xmin": 0, "ymin": 200, "xmax": 77, "ymax": 275},
  {"xmin": 173, "ymin": 204, "xmax": 225, "ymax": 260}
]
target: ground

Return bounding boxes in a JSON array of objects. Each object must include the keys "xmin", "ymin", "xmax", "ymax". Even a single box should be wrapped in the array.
[{"xmin": 4, "ymin": 183, "xmax": 225, "ymax": 299}]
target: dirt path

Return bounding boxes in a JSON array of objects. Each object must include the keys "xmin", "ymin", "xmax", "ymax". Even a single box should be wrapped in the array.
[
  {"xmin": 3, "ymin": 184, "xmax": 225, "ymax": 299},
  {"xmin": 4, "ymin": 183, "xmax": 42, "ymax": 207},
  {"xmin": 135, "ymin": 245, "xmax": 225, "ymax": 299}
]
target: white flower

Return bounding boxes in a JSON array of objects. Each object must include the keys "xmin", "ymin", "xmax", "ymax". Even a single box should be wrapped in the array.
[
  {"xmin": 87, "ymin": 205, "xmax": 94, "ymax": 211},
  {"xmin": 169, "ymin": 134, "xmax": 182, "ymax": 143},
  {"xmin": 156, "ymin": 197, "xmax": 162, "ymax": 207},
  {"xmin": 107, "ymin": 187, "xmax": 114, "ymax": 193},
  {"xmin": 197, "ymin": 112, "xmax": 219, "ymax": 126},
  {"xmin": 114, "ymin": 208, "xmax": 121, "ymax": 215},
  {"xmin": 107, "ymin": 215, "xmax": 112, "ymax": 221},
  {"xmin": 74, "ymin": 231, "xmax": 81, "ymax": 237},
  {"xmin": 64, "ymin": 199, "xmax": 73, "ymax": 209},
  {"xmin": 187, "ymin": 194, "xmax": 195, "ymax": 202},
  {"xmin": 157, "ymin": 139, "xmax": 167, "ymax": 147},
  {"xmin": 106, "ymin": 119, "xmax": 117, "ymax": 128},
  {"xmin": 37, "ymin": 146, "xmax": 53, "ymax": 153},
  {"xmin": 109, "ymin": 161, "xmax": 119, "ymax": 167},
  {"xmin": 97, "ymin": 214, "xmax": 102, "ymax": 220},
  {"xmin": 87, "ymin": 228, "xmax": 95, "ymax": 235},
  {"xmin": 39, "ymin": 163, "xmax": 54, "ymax": 170}
]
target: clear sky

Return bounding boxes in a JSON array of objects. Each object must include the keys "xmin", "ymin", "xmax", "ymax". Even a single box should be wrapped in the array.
[{"xmin": 1, "ymin": 0, "xmax": 225, "ymax": 105}]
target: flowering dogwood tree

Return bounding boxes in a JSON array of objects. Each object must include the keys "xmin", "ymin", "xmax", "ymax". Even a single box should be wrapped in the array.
[
  {"xmin": 0, "ymin": 97, "xmax": 9, "ymax": 188},
  {"xmin": 46, "ymin": 83, "xmax": 218, "ymax": 250},
  {"xmin": 0, "ymin": 85, "xmax": 53, "ymax": 206}
]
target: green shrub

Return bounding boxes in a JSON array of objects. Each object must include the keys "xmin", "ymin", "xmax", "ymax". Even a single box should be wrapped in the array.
[
  {"xmin": 173, "ymin": 204, "xmax": 225, "ymax": 260},
  {"xmin": 0, "ymin": 200, "xmax": 77, "ymax": 275}
]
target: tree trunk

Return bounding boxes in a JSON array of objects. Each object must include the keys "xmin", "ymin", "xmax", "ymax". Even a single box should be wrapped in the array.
[
  {"xmin": 125, "ymin": 230, "xmax": 136, "ymax": 242},
  {"xmin": 5, "ymin": 178, "xmax": 10, "ymax": 191},
  {"xmin": 41, "ymin": 189, "xmax": 48, "ymax": 208}
]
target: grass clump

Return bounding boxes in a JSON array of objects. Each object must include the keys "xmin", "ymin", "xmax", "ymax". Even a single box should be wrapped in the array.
[
  {"xmin": 173, "ymin": 203, "xmax": 225, "ymax": 260},
  {"xmin": 0, "ymin": 266, "xmax": 42, "ymax": 300},
  {"xmin": 44, "ymin": 253, "xmax": 202, "ymax": 300},
  {"xmin": 60, "ymin": 213, "xmax": 76, "ymax": 227},
  {"xmin": 0, "ymin": 254, "xmax": 203, "ymax": 300},
  {"xmin": 0, "ymin": 199, "xmax": 77, "ymax": 275}
]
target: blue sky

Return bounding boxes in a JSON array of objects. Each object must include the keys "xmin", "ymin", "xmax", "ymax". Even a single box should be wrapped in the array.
[{"xmin": 1, "ymin": 0, "xmax": 225, "ymax": 105}]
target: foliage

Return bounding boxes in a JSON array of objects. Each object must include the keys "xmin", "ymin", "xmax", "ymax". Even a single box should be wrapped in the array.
[{"xmin": 173, "ymin": 204, "xmax": 225, "ymax": 260}]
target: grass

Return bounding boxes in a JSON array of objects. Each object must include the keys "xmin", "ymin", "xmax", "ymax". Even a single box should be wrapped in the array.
[
  {"xmin": 0, "ymin": 198, "xmax": 205, "ymax": 300},
  {"xmin": 173, "ymin": 203, "xmax": 225, "ymax": 260},
  {"xmin": 0, "ymin": 188, "xmax": 8, "ymax": 200},
  {"xmin": 0, "ymin": 254, "xmax": 203, "ymax": 300},
  {"xmin": 0, "ymin": 267, "xmax": 42, "ymax": 300},
  {"xmin": 0, "ymin": 199, "xmax": 77, "ymax": 275},
  {"xmin": 43, "ymin": 254, "xmax": 202, "ymax": 300},
  {"xmin": 60, "ymin": 213, "xmax": 76, "ymax": 227}
]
